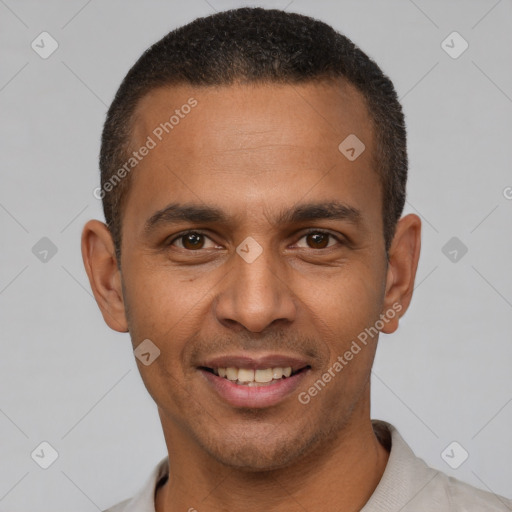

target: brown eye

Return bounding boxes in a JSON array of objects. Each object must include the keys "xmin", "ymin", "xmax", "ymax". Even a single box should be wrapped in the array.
[
  {"xmin": 296, "ymin": 230, "xmax": 339, "ymax": 250},
  {"xmin": 306, "ymin": 232, "xmax": 329, "ymax": 249},
  {"xmin": 170, "ymin": 231, "xmax": 216, "ymax": 250},
  {"xmin": 182, "ymin": 233, "xmax": 204, "ymax": 250}
]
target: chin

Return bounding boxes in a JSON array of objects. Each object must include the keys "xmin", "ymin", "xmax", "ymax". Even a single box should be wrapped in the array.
[{"xmin": 196, "ymin": 425, "xmax": 322, "ymax": 472}]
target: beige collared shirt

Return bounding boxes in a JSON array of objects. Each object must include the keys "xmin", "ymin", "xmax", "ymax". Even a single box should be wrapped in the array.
[{"xmin": 103, "ymin": 420, "xmax": 512, "ymax": 511}]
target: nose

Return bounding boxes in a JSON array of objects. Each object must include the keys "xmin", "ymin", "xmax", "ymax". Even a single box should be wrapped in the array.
[{"xmin": 213, "ymin": 243, "xmax": 297, "ymax": 333}]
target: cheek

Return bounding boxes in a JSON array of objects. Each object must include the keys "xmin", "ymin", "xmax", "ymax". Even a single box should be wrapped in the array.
[
  {"xmin": 123, "ymin": 261, "xmax": 208, "ymax": 336},
  {"xmin": 299, "ymin": 265, "xmax": 385, "ymax": 398},
  {"xmin": 307, "ymin": 262, "xmax": 384, "ymax": 336},
  {"xmin": 122, "ymin": 270, "xmax": 204, "ymax": 410},
  {"xmin": 122, "ymin": 263, "xmax": 218, "ymax": 394}
]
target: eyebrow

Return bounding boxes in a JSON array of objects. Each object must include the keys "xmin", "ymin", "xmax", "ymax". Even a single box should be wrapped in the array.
[{"xmin": 143, "ymin": 200, "xmax": 362, "ymax": 235}]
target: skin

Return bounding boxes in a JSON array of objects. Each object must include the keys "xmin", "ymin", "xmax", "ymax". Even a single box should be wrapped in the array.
[{"xmin": 82, "ymin": 80, "xmax": 421, "ymax": 511}]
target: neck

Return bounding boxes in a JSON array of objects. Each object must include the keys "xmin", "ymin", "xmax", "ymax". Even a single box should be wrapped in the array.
[{"xmin": 156, "ymin": 402, "xmax": 389, "ymax": 512}]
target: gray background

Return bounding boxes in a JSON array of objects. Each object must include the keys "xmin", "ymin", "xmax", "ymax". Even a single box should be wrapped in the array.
[{"xmin": 1, "ymin": 0, "xmax": 511, "ymax": 509}]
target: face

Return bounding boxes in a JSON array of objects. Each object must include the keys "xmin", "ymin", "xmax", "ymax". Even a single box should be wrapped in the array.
[{"xmin": 84, "ymin": 80, "xmax": 418, "ymax": 471}]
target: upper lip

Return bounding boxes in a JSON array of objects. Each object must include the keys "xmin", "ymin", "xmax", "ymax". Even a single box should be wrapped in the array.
[{"xmin": 199, "ymin": 354, "xmax": 311, "ymax": 372}]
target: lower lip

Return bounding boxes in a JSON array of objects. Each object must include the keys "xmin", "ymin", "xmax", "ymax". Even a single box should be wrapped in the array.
[{"xmin": 200, "ymin": 369, "xmax": 309, "ymax": 408}]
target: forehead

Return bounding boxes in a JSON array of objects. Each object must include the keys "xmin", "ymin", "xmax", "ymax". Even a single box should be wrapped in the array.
[
  {"xmin": 131, "ymin": 80, "xmax": 374, "ymax": 157},
  {"xmin": 123, "ymin": 80, "xmax": 381, "ymax": 234}
]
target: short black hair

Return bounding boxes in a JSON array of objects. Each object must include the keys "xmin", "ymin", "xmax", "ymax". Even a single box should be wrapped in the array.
[{"xmin": 100, "ymin": 7, "xmax": 407, "ymax": 264}]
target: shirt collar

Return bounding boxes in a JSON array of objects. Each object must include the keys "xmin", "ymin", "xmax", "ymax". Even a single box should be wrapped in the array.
[
  {"xmin": 119, "ymin": 455, "xmax": 169, "ymax": 512},
  {"xmin": 361, "ymin": 420, "xmax": 438, "ymax": 511}
]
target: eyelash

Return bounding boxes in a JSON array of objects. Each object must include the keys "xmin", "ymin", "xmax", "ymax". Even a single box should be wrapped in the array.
[{"xmin": 167, "ymin": 229, "xmax": 343, "ymax": 250}]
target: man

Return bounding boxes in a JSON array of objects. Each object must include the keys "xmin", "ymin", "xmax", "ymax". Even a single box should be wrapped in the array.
[{"xmin": 81, "ymin": 7, "xmax": 511, "ymax": 512}]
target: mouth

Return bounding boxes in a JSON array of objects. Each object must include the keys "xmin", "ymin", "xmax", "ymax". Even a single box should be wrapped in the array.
[
  {"xmin": 200, "ymin": 365, "xmax": 309, "ymax": 386},
  {"xmin": 197, "ymin": 355, "xmax": 312, "ymax": 408}
]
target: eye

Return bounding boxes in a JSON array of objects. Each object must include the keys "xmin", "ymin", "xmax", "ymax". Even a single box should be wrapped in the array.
[
  {"xmin": 295, "ymin": 230, "xmax": 341, "ymax": 250},
  {"xmin": 169, "ymin": 231, "xmax": 218, "ymax": 250},
  {"xmin": 167, "ymin": 229, "xmax": 343, "ymax": 252}
]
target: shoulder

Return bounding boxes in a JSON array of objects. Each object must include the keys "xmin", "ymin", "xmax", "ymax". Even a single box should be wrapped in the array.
[
  {"xmin": 428, "ymin": 471, "xmax": 512, "ymax": 511},
  {"xmin": 366, "ymin": 420, "xmax": 512, "ymax": 511}
]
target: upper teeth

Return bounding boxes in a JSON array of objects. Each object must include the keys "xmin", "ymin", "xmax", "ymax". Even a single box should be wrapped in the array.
[{"xmin": 216, "ymin": 367, "xmax": 292, "ymax": 383}]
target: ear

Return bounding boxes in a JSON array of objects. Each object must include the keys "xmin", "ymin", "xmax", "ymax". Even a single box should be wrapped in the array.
[
  {"xmin": 81, "ymin": 220, "xmax": 128, "ymax": 332},
  {"xmin": 380, "ymin": 213, "xmax": 421, "ymax": 334}
]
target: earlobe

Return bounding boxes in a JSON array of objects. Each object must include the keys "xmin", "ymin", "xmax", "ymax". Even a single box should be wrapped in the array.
[
  {"xmin": 81, "ymin": 220, "xmax": 129, "ymax": 333},
  {"xmin": 380, "ymin": 214, "xmax": 421, "ymax": 334}
]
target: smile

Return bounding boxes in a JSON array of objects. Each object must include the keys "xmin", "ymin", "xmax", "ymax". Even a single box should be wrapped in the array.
[
  {"xmin": 198, "ymin": 356, "xmax": 312, "ymax": 408},
  {"xmin": 203, "ymin": 366, "xmax": 307, "ymax": 386}
]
